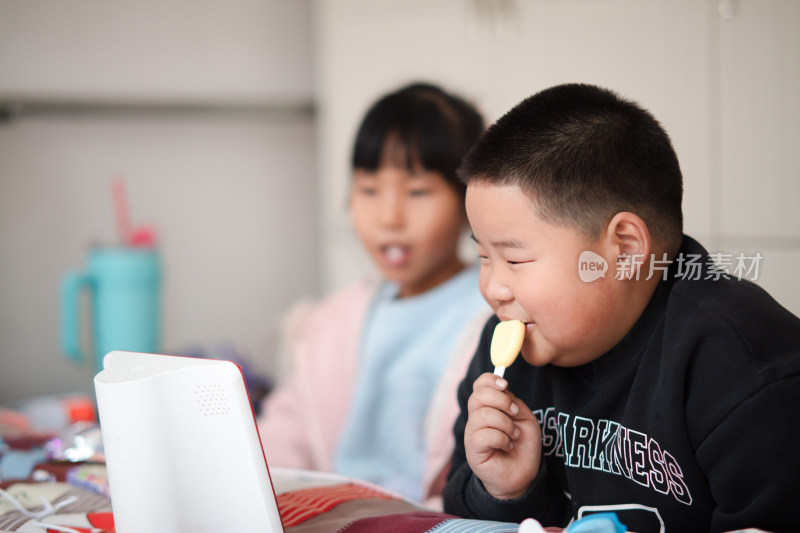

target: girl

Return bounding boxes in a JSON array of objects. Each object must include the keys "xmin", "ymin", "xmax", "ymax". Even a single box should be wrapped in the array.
[{"xmin": 258, "ymin": 83, "xmax": 490, "ymax": 507}]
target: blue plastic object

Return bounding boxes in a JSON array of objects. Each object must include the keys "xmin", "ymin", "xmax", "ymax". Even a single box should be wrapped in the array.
[
  {"xmin": 61, "ymin": 246, "xmax": 161, "ymax": 371},
  {"xmin": 567, "ymin": 512, "xmax": 627, "ymax": 533}
]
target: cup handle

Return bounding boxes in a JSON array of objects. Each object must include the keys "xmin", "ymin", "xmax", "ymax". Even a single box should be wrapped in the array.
[{"xmin": 61, "ymin": 270, "xmax": 90, "ymax": 364}]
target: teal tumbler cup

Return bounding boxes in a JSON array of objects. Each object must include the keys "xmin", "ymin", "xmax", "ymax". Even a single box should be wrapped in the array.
[{"xmin": 61, "ymin": 246, "xmax": 162, "ymax": 371}]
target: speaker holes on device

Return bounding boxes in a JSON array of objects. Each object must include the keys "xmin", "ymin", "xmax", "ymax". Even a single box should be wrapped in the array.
[{"xmin": 194, "ymin": 384, "xmax": 231, "ymax": 416}]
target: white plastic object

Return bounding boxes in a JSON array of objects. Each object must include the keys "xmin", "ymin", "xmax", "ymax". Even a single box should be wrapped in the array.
[
  {"xmin": 94, "ymin": 351, "xmax": 284, "ymax": 533},
  {"xmin": 518, "ymin": 517, "xmax": 547, "ymax": 533}
]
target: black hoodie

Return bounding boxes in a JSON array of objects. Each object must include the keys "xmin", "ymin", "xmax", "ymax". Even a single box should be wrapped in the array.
[{"xmin": 444, "ymin": 236, "xmax": 800, "ymax": 533}]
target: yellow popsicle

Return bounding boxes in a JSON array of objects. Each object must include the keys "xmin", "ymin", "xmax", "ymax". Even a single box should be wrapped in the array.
[{"xmin": 491, "ymin": 320, "xmax": 525, "ymax": 377}]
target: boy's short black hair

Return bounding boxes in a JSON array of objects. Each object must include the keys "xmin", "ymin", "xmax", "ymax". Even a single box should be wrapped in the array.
[
  {"xmin": 352, "ymin": 82, "xmax": 485, "ymax": 198},
  {"xmin": 459, "ymin": 83, "xmax": 684, "ymax": 254}
]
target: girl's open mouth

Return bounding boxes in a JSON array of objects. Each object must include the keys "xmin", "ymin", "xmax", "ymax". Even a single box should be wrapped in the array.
[{"xmin": 381, "ymin": 244, "xmax": 411, "ymax": 266}]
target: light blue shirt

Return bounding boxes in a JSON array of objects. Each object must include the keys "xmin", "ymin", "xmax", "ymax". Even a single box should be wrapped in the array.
[{"xmin": 333, "ymin": 264, "xmax": 487, "ymax": 501}]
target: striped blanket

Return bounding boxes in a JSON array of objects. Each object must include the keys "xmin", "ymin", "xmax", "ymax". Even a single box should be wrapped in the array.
[{"xmin": 0, "ymin": 467, "xmax": 523, "ymax": 533}]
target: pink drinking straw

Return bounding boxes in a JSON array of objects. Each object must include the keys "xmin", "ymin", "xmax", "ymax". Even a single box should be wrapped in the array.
[
  {"xmin": 112, "ymin": 177, "xmax": 132, "ymax": 246},
  {"xmin": 111, "ymin": 177, "xmax": 157, "ymax": 247}
]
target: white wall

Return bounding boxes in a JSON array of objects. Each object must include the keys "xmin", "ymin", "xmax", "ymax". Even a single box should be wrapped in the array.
[
  {"xmin": 713, "ymin": 1, "xmax": 800, "ymax": 308},
  {"xmin": 314, "ymin": 0, "xmax": 800, "ymax": 316},
  {"xmin": 0, "ymin": 0, "xmax": 312, "ymax": 105},
  {"xmin": 0, "ymin": 1, "xmax": 317, "ymax": 405}
]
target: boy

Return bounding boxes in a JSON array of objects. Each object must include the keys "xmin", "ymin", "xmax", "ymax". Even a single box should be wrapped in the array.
[{"xmin": 442, "ymin": 84, "xmax": 800, "ymax": 533}]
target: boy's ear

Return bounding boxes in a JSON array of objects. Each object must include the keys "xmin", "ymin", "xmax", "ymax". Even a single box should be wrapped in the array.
[{"xmin": 604, "ymin": 212, "xmax": 652, "ymax": 280}]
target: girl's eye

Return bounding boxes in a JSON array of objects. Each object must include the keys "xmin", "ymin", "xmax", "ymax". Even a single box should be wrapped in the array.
[
  {"xmin": 409, "ymin": 189, "xmax": 432, "ymax": 197},
  {"xmin": 357, "ymin": 186, "xmax": 377, "ymax": 196}
]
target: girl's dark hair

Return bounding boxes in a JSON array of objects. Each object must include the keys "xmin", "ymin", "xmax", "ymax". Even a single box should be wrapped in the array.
[
  {"xmin": 459, "ymin": 83, "xmax": 684, "ymax": 255},
  {"xmin": 352, "ymin": 82, "xmax": 484, "ymax": 197}
]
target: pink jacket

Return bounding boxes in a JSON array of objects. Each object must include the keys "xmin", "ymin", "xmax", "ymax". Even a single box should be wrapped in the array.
[{"xmin": 257, "ymin": 275, "xmax": 491, "ymax": 507}]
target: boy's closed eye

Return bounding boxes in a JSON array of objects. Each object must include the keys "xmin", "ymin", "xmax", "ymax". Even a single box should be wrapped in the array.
[
  {"xmin": 473, "ymin": 247, "xmax": 534, "ymax": 266},
  {"xmin": 471, "ymin": 234, "xmax": 535, "ymax": 265}
]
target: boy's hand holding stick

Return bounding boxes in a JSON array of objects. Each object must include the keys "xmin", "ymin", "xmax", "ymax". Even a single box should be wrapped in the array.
[{"xmin": 464, "ymin": 373, "xmax": 541, "ymax": 500}]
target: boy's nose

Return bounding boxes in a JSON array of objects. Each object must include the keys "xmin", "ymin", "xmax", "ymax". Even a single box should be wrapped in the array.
[{"xmin": 483, "ymin": 267, "xmax": 514, "ymax": 304}]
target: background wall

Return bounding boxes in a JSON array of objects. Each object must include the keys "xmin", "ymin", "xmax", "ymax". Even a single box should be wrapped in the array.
[
  {"xmin": 1, "ymin": 0, "xmax": 798, "ymax": 406},
  {"xmin": 315, "ymin": 0, "xmax": 800, "ymax": 314},
  {"xmin": 0, "ymin": 0, "xmax": 317, "ymax": 404}
]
